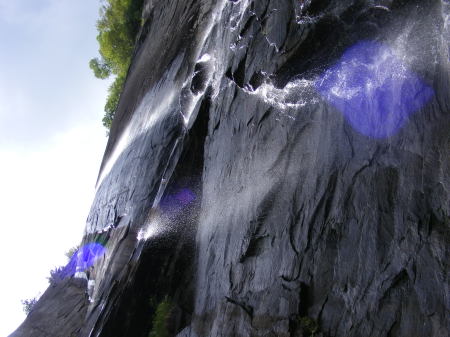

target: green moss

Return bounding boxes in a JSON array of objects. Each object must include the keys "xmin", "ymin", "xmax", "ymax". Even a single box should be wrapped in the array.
[
  {"xmin": 298, "ymin": 316, "xmax": 319, "ymax": 337},
  {"xmin": 149, "ymin": 297, "xmax": 172, "ymax": 337}
]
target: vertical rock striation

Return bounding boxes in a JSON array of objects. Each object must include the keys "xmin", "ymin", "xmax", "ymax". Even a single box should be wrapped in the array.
[{"xmin": 12, "ymin": 1, "xmax": 449, "ymax": 336}]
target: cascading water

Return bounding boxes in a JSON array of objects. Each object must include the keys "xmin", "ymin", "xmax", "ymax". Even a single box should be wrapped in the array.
[{"xmin": 11, "ymin": 1, "xmax": 449, "ymax": 337}]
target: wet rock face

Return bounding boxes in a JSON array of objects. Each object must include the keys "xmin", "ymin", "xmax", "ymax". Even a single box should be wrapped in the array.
[
  {"xmin": 12, "ymin": 0, "xmax": 449, "ymax": 336},
  {"xmin": 10, "ymin": 279, "xmax": 89, "ymax": 337},
  {"xmin": 189, "ymin": 1, "xmax": 449, "ymax": 336}
]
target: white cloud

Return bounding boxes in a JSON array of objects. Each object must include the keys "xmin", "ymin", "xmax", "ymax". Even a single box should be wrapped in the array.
[
  {"xmin": 0, "ymin": 123, "xmax": 106, "ymax": 336},
  {"xmin": 0, "ymin": 0, "xmax": 110, "ymax": 149},
  {"xmin": 0, "ymin": 0, "xmax": 110, "ymax": 335}
]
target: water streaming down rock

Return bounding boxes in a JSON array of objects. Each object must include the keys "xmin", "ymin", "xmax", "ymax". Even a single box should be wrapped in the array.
[{"xmin": 11, "ymin": 0, "xmax": 449, "ymax": 336}]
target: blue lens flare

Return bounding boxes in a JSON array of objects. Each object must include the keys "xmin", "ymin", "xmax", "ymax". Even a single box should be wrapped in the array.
[
  {"xmin": 160, "ymin": 187, "xmax": 196, "ymax": 214},
  {"xmin": 63, "ymin": 243, "xmax": 106, "ymax": 277},
  {"xmin": 315, "ymin": 40, "xmax": 434, "ymax": 138},
  {"xmin": 173, "ymin": 188, "xmax": 196, "ymax": 205}
]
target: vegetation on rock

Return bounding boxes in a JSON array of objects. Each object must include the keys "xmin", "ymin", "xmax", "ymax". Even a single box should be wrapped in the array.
[
  {"xmin": 48, "ymin": 265, "xmax": 66, "ymax": 284},
  {"xmin": 90, "ymin": 0, "xmax": 145, "ymax": 129},
  {"xmin": 64, "ymin": 245, "xmax": 80, "ymax": 260},
  {"xmin": 298, "ymin": 316, "xmax": 319, "ymax": 337},
  {"xmin": 148, "ymin": 297, "xmax": 172, "ymax": 337},
  {"xmin": 21, "ymin": 297, "xmax": 38, "ymax": 315}
]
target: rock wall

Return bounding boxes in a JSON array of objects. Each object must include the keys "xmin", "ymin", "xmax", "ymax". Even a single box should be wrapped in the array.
[{"xmin": 12, "ymin": 1, "xmax": 449, "ymax": 336}]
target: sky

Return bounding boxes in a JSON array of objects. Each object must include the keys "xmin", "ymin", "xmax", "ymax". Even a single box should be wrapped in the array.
[{"xmin": 0, "ymin": 0, "xmax": 109, "ymax": 335}]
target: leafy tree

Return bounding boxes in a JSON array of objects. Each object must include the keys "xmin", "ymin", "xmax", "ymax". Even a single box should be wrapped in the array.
[
  {"xmin": 89, "ymin": 0, "xmax": 145, "ymax": 130},
  {"xmin": 103, "ymin": 74, "xmax": 125, "ymax": 129},
  {"xmin": 89, "ymin": 58, "xmax": 111, "ymax": 79}
]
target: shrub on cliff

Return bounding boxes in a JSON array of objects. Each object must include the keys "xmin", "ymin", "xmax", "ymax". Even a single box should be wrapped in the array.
[
  {"xmin": 21, "ymin": 297, "xmax": 38, "ymax": 315},
  {"xmin": 90, "ymin": 0, "xmax": 144, "ymax": 129},
  {"xmin": 64, "ymin": 245, "xmax": 80, "ymax": 260},
  {"xmin": 48, "ymin": 265, "xmax": 66, "ymax": 283}
]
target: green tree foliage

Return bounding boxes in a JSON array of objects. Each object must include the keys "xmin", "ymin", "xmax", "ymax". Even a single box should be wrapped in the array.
[
  {"xmin": 90, "ymin": 0, "xmax": 144, "ymax": 129},
  {"xmin": 89, "ymin": 58, "xmax": 111, "ymax": 79},
  {"xmin": 149, "ymin": 297, "xmax": 172, "ymax": 337},
  {"xmin": 103, "ymin": 74, "xmax": 125, "ymax": 129}
]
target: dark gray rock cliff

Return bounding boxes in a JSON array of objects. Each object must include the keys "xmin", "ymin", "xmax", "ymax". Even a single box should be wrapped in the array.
[{"xmin": 12, "ymin": 0, "xmax": 449, "ymax": 336}]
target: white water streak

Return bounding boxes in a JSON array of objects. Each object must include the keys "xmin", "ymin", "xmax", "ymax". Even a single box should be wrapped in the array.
[
  {"xmin": 244, "ymin": 78, "xmax": 317, "ymax": 111},
  {"xmin": 96, "ymin": 66, "xmax": 180, "ymax": 188}
]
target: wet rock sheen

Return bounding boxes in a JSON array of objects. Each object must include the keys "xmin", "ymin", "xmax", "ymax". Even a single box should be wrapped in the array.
[{"xmin": 12, "ymin": 0, "xmax": 449, "ymax": 336}]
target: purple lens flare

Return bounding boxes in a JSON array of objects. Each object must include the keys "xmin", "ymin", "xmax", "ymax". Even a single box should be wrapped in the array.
[
  {"xmin": 63, "ymin": 242, "xmax": 106, "ymax": 278},
  {"xmin": 315, "ymin": 40, "xmax": 434, "ymax": 138},
  {"xmin": 160, "ymin": 187, "xmax": 196, "ymax": 215}
]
